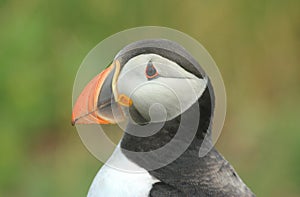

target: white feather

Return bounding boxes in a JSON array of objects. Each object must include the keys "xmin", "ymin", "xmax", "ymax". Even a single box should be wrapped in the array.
[{"xmin": 87, "ymin": 144, "xmax": 160, "ymax": 197}]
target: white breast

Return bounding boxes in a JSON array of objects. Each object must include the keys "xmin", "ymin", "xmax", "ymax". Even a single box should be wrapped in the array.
[{"xmin": 87, "ymin": 144, "xmax": 160, "ymax": 197}]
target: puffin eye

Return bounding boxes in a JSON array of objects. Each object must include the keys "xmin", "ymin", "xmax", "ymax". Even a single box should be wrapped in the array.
[{"xmin": 145, "ymin": 60, "xmax": 158, "ymax": 79}]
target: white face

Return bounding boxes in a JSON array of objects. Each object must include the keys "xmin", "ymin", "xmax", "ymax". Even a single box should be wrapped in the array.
[{"xmin": 116, "ymin": 54, "xmax": 207, "ymax": 123}]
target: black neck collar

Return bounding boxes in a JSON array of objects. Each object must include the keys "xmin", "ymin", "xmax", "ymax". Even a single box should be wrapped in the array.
[{"xmin": 120, "ymin": 86, "xmax": 213, "ymax": 168}]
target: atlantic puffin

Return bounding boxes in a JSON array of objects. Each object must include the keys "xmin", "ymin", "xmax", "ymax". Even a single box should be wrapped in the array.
[{"xmin": 71, "ymin": 39, "xmax": 255, "ymax": 197}]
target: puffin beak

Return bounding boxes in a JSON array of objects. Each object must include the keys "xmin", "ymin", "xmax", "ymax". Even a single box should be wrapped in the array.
[{"xmin": 71, "ymin": 60, "xmax": 130, "ymax": 125}]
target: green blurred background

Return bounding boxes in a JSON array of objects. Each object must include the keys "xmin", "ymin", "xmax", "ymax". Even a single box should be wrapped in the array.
[{"xmin": 1, "ymin": 0, "xmax": 299, "ymax": 196}]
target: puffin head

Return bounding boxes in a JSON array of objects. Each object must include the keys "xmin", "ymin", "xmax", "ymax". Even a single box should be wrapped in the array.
[{"xmin": 72, "ymin": 39, "xmax": 213, "ymax": 128}]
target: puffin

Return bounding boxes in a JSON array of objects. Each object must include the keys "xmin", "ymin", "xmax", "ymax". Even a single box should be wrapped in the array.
[{"xmin": 71, "ymin": 39, "xmax": 255, "ymax": 197}]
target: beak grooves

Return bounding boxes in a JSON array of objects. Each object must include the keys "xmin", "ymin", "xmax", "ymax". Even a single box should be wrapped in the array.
[{"xmin": 71, "ymin": 62, "xmax": 115, "ymax": 125}]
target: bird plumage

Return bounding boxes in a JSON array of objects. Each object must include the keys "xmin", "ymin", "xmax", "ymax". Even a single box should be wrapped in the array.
[
  {"xmin": 121, "ymin": 87, "xmax": 255, "ymax": 196},
  {"xmin": 72, "ymin": 39, "xmax": 255, "ymax": 197}
]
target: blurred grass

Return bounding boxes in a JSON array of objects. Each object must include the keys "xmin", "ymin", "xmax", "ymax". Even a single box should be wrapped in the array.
[{"xmin": 0, "ymin": 0, "xmax": 299, "ymax": 196}]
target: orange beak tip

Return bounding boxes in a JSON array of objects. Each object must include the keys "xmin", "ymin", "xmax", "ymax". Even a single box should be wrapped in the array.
[{"xmin": 71, "ymin": 113, "xmax": 76, "ymax": 126}]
